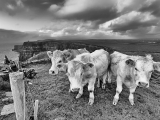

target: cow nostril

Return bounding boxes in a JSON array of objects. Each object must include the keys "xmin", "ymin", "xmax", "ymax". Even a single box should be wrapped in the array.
[
  {"xmin": 72, "ymin": 88, "xmax": 80, "ymax": 92},
  {"xmin": 139, "ymin": 82, "xmax": 148, "ymax": 87}
]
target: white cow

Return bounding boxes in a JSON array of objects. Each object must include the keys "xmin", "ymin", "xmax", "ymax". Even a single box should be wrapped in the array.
[
  {"xmin": 58, "ymin": 49, "xmax": 110, "ymax": 105},
  {"xmin": 108, "ymin": 51, "xmax": 160, "ymax": 105},
  {"xmin": 47, "ymin": 48, "xmax": 89, "ymax": 75}
]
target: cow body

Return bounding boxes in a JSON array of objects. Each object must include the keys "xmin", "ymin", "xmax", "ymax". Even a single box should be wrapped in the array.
[
  {"xmin": 74, "ymin": 49, "xmax": 110, "ymax": 88},
  {"xmin": 109, "ymin": 51, "xmax": 154, "ymax": 105},
  {"xmin": 65, "ymin": 49, "xmax": 110, "ymax": 105},
  {"xmin": 47, "ymin": 48, "xmax": 89, "ymax": 75}
]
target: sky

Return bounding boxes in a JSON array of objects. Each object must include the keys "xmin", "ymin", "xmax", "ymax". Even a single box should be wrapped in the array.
[{"xmin": 0, "ymin": 0, "xmax": 160, "ymax": 39}]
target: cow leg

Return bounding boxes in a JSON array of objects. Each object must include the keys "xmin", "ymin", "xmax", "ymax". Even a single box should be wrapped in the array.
[
  {"xmin": 129, "ymin": 86, "xmax": 137, "ymax": 105},
  {"xmin": 107, "ymin": 71, "xmax": 112, "ymax": 83},
  {"xmin": 113, "ymin": 76, "xmax": 122, "ymax": 105},
  {"xmin": 88, "ymin": 79, "xmax": 96, "ymax": 105},
  {"xmin": 97, "ymin": 78, "xmax": 100, "ymax": 88},
  {"xmin": 69, "ymin": 84, "xmax": 72, "ymax": 93},
  {"xmin": 102, "ymin": 72, "xmax": 108, "ymax": 89},
  {"xmin": 76, "ymin": 86, "xmax": 83, "ymax": 99}
]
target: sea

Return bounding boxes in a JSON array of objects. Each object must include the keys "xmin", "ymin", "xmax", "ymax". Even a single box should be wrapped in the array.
[{"xmin": 0, "ymin": 43, "xmax": 19, "ymax": 66}]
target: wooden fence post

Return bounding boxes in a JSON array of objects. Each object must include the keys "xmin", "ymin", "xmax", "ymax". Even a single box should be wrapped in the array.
[
  {"xmin": 34, "ymin": 100, "xmax": 39, "ymax": 120},
  {"xmin": 9, "ymin": 72, "xmax": 27, "ymax": 120}
]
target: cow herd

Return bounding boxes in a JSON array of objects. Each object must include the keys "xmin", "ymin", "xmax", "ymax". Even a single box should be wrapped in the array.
[{"xmin": 47, "ymin": 48, "xmax": 160, "ymax": 106}]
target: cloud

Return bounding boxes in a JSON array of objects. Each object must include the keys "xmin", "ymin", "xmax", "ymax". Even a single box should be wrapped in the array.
[
  {"xmin": 139, "ymin": 0, "xmax": 160, "ymax": 17},
  {"xmin": 100, "ymin": 11, "xmax": 159, "ymax": 32},
  {"xmin": 125, "ymin": 26, "xmax": 160, "ymax": 38},
  {"xmin": 38, "ymin": 20, "xmax": 131, "ymax": 39},
  {"xmin": 1, "ymin": 0, "xmax": 160, "ymax": 39},
  {"xmin": 0, "ymin": 0, "xmax": 26, "ymax": 16},
  {"xmin": 52, "ymin": 0, "xmax": 152, "ymax": 22},
  {"xmin": 53, "ymin": 0, "xmax": 118, "ymax": 23},
  {"xmin": 0, "ymin": 0, "xmax": 64, "ymax": 16},
  {"xmin": 48, "ymin": 4, "xmax": 60, "ymax": 12},
  {"xmin": 20, "ymin": 0, "xmax": 65, "ymax": 10},
  {"xmin": 116, "ymin": 0, "xmax": 148, "ymax": 13}
]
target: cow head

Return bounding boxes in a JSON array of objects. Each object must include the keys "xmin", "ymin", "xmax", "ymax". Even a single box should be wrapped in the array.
[
  {"xmin": 66, "ymin": 60, "xmax": 95, "ymax": 92},
  {"xmin": 62, "ymin": 49, "xmax": 73, "ymax": 61},
  {"xmin": 125, "ymin": 55, "xmax": 154, "ymax": 88},
  {"xmin": 47, "ymin": 50, "xmax": 66, "ymax": 75}
]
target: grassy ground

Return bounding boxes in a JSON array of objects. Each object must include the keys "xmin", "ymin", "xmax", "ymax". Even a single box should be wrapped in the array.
[
  {"xmin": 23, "ymin": 63, "xmax": 160, "ymax": 120},
  {"xmin": 1, "ymin": 63, "xmax": 160, "ymax": 120}
]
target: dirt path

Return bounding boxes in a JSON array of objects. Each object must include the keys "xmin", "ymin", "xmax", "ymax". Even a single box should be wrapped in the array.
[{"xmin": 23, "ymin": 63, "xmax": 160, "ymax": 120}]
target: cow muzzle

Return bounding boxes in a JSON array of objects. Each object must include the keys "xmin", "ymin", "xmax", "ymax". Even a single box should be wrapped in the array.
[
  {"xmin": 71, "ymin": 88, "xmax": 80, "ymax": 92},
  {"xmin": 138, "ymin": 82, "xmax": 149, "ymax": 88},
  {"xmin": 49, "ymin": 69, "xmax": 57, "ymax": 75}
]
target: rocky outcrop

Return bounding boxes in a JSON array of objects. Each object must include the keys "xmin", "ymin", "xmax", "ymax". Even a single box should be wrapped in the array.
[
  {"xmin": 17, "ymin": 39, "xmax": 113, "ymax": 61},
  {"xmin": 12, "ymin": 45, "xmax": 23, "ymax": 53}
]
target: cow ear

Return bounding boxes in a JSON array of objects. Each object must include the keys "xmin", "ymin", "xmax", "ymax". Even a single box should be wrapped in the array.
[
  {"xmin": 63, "ymin": 50, "xmax": 72, "ymax": 60},
  {"xmin": 83, "ymin": 63, "xmax": 94, "ymax": 70},
  {"xmin": 62, "ymin": 56, "xmax": 67, "ymax": 63},
  {"xmin": 153, "ymin": 62, "xmax": 160, "ymax": 72},
  {"xmin": 125, "ymin": 59, "xmax": 135, "ymax": 67},
  {"xmin": 146, "ymin": 54, "xmax": 153, "ymax": 60},
  {"xmin": 68, "ymin": 49, "xmax": 72, "ymax": 53},
  {"xmin": 47, "ymin": 51, "xmax": 53, "ymax": 58}
]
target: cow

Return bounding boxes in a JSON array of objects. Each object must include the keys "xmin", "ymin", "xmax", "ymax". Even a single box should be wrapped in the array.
[
  {"xmin": 57, "ymin": 49, "xmax": 110, "ymax": 105},
  {"xmin": 47, "ymin": 48, "xmax": 89, "ymax": 75},
  {"xmin": 108, "ymin": 51, "xmax": 159, "ymax": 106}
]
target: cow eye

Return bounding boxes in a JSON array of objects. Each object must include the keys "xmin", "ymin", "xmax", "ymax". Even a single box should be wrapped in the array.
[
  {"xmin": 135, "ymin": 68, "xmax": 138, "ymax": 71},
  {"xmin": 81, "ymin": 73, "xmax": 83, "ymax": 76},
  {"xmin": 58, "ymin": 60, "xmax": 62, "ymax": 63}
]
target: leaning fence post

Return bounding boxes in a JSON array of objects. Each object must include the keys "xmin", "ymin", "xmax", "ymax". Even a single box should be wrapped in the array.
[{"xmin": 9, "ymin": 72, "xmax": 27, "ymax": 120}]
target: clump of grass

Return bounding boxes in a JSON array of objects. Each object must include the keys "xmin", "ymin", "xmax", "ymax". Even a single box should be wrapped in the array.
[{"xmin": 0, "ymin": 77, "xmax": 11, "ymax": 91}]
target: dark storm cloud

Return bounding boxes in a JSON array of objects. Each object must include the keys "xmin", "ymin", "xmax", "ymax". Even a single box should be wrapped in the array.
[
  {"xmin": 101, "ymin": 11, "xmax": 159, "ymax": 32},
  {"xmin": 57, "ymin": 7, "xmax": 118, "ymax": 23},
  {"xmin": 0, "ymin": 0, "xmax": 65, "ymax": 16},
  {"xmin": 110, "ymin": 19, "xmax": 158, "ymax": 32},
  {"xmin": 52, "ymin": 0, "xmax": 119, "ymax": 25},
  {"xmin": 124, "ymin": 26, "xmax": 160, "ymax": 38},
  {"xmin": 139, "ymin": 0, "xmax": 160, "ymax": 17},
  {"xmin": 0, "ymin": 0, "xmax": 20, "ymax": 15}
]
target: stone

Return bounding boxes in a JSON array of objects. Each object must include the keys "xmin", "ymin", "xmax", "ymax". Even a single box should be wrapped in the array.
[
  {"xmin": 2, "ymin": 97, "xmax": 13, "ymax": 103},
  {"xmin": 5, "ymin": 92, "xmax": 12, "ymax": 97},
  {"xmin": 1, "ymin": 104, "xmax": 15, "ymax": 116}
]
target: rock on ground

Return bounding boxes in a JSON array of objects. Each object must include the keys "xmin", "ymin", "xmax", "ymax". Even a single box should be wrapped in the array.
[{"xmin": 1, "ymin": 104, "xmax": 14, "ymax": 116}]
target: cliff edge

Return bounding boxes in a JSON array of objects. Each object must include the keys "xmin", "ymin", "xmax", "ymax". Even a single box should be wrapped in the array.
[{"xmin": 14, "ymin": 39, "xmax": 113, "ymax": 61}]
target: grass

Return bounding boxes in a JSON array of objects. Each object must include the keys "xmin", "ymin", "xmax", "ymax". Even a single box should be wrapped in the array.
[{"xmin": 22, "ymin": 63, "xmax": 160, "ymax": 120}]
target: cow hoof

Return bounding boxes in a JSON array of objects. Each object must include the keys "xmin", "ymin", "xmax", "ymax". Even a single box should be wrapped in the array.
[
  {"xmin": 129, "ymin": 99, "xmax": 134, "ymax": 106},
  {"xmin": 113, "ymin": 98, "xmax": 118, "ymax": 105},
  {"xmin": 88, "ymin": 98, "xmax": 94, "ymax": 105},
  {"xmin": 76, "ymin": 93, "xmax": 82, "ymax": 99},
  {"xmin": 102, "ymin": 84, "xmax": 106, "ymax": 89}
]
